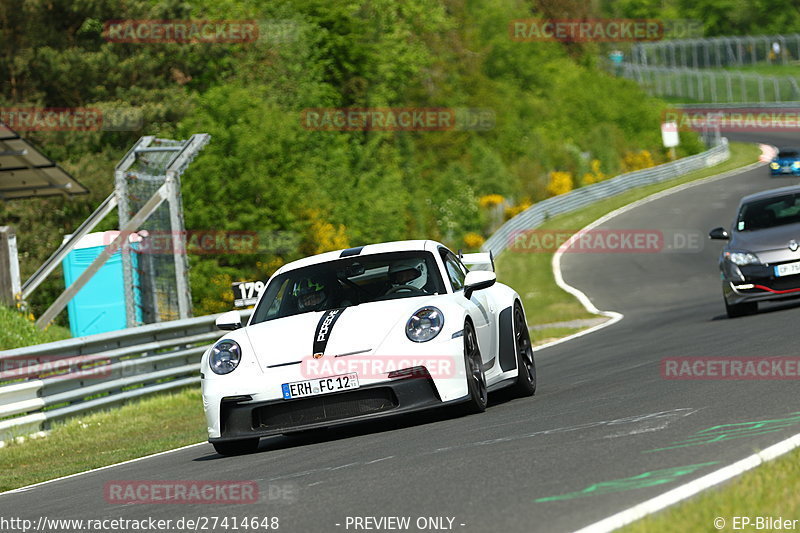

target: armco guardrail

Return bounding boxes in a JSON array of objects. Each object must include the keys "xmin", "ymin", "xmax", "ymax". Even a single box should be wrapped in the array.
[
  {"xmin": 0, "ymin": 309, "xmax": 251, "ymax": 441},
  {"xmin": 482, "ymin": 140, "xmax": 731, "ymax": 257},
  {"xmin": 0, "ymin": 141, "xmax": 730, "ymax": 441}
]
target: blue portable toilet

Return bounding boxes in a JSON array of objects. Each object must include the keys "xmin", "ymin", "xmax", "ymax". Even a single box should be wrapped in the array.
[{"xmin": 62, "ymin": 231, "xmax": 142, "ymax": 337}]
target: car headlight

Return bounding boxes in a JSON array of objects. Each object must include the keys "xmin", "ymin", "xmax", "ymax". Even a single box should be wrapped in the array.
[
  {"xmin": 793, "ymin": 162, "xmax": 800, "ymax": 169},
  {"xmin": 209, "ymin": 340, "xmax": 242, "ymax": 375},
  {"xmin": 725, "ymin": 251, "xmax": 760, "ymax": 266},
  {"xmin": 406, "ymin": 307, "xmax": 444, "ymax": 343},
  {"xmin": 770, "ymin": 162, "xmax": 780, "ymax": 169}
]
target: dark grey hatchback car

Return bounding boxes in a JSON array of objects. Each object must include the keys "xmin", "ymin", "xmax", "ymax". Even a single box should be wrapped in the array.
[{"xmin": 710, "ymin": 185, "xmax": 800, "ymax": 318}]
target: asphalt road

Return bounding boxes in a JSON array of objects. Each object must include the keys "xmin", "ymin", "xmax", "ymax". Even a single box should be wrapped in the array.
[{"xmin": 2, "ymin": 132, "xmax": 800, "ymax": 533}]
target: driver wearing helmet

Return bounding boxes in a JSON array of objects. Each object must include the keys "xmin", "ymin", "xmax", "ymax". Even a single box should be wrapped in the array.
[
  {"xmin": 387, "ymin": 259, "xmax": 427, "ymax": 293},
  {"xmin": 293, "ymin": 278, "xmax": 328, "ymax": 312}
]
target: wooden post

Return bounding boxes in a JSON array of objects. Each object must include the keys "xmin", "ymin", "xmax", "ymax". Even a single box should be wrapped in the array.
[{"xmin": 0, "ymin": 226, "xmax": 21, "ymax": 307}]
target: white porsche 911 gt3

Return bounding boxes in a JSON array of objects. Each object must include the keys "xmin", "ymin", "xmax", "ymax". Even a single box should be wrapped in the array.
[{"xmin": 201, "ymin": 240, "xmax": 536, "ymax": 455}]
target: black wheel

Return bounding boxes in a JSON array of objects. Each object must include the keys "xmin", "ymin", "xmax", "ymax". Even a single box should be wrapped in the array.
[
  {"xmin": 510, "ymin": 303, "xmax": 536, "ymax": 397},
  {"xmin": 461, "ymin": 321, "xmax": 487, "ymax": 414},
  {"xmin": 212, "ymin": 438, "xmax": 259, "ymax": 456},
  {"xmin": 724, "ymin": 299, "xmax": 757, "ymax": 318}
]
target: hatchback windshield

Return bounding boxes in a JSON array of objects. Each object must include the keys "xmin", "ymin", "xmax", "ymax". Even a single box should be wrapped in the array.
[
  {"xmin": 251, "ymin": 251, "xmax": 445, "ymax": 323},
  {"xmin": 737, "ymin": 193, "xmax": 800, "ymax": 231},
  {"xmin": 778, "ymin": 150, "xmax": 799, "ymax": 158}
]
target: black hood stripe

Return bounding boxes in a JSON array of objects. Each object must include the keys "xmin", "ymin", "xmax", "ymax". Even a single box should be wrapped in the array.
[
  {"xmin": 340, "ymin": 246, "xmax": 364, "ymax": 257},
  {"xmin": 313, "ymin": 308, "xmax": 345, "ymax": 355}
]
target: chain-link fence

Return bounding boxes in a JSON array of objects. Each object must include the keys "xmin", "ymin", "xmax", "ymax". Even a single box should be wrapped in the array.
[
  {"xmin": 631, "ymin": 34, "xmax": 800, "ymax": 68},
  {"xmin": 617, "ymin": 63, "xmax": 800, "ymax": 103},
  {"xmin": 115, "ymin": 135, "xmax": 209, "ymax": 326},
  {"xmin": 120, "ymin": 141, "xmax": 184, "ymax": 323}
]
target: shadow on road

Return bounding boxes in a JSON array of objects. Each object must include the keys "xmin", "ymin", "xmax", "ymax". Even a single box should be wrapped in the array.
[{"xmin": 193, "ymin": 391, "xmax": 529, "ymax": 460}]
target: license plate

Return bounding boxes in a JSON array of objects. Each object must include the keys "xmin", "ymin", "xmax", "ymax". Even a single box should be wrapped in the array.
[
  {"xmin": 774, "ymin": 261, "xmax": 800, "ymax": 277},
  {"xmin": 281, "ymin": 373, "xmax": 359, "ymax": 399}
]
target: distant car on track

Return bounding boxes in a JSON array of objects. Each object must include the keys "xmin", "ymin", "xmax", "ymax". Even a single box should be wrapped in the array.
[
  {"xmin": 769, "ymin": 147, "xmax": 800, "ymax": 176},
  {"xmin": 201, "ymin": 240, "xmax": 536, "ymax": 455},
  {"xmin": 710, "ymin": 185, "xmax": 800, "ymax": 317}
]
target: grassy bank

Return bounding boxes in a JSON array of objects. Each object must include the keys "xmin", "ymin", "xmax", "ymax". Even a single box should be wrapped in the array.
[
  {"xmin": 0, "ymin": 387, "xmax": 205, "ymax": 492},
  {"xmin": 0, "ymin": 306, "xmax": 70, "ymax": 351},
  {"xmin": 621, "ymin": 444, "xmax": 800, "ymax": 532}
]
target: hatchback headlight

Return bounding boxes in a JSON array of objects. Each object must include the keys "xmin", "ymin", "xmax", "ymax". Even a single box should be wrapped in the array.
[
  {"xmin": 406, "ymin": 307, "xmax": 444, "ymax": 343},
  {"xmin": 725, "ymin": 251, "xmax": 760, "ymax": 266},
  {"xmin": 209, "ymin": 340, "xmax": 242, "ymax": 375},
  {"xmin": 793, "ymin": 161, "xmax": 800, "ymax": 169},
  {"xmin": 770, "ymin": 162, "xmax": 780, "ymax": 169}
]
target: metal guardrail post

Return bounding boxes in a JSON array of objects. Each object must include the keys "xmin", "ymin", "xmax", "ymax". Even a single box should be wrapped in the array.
[{"xmin": 0, "ymin": 226, "xmax": 20, "ymax": 307}]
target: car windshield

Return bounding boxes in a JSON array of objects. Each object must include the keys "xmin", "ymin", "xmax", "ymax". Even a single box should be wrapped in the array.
[
  {"xmin": 737, "ymin": 193, "xmax": 800, "ymax": 231},
  {"xmin": 250, "ymin": 251, "xmax": 445, "ymax": 324},
  {"xmin": 778, "ymin": 150, "xmax": 799, "ymax": 158}
]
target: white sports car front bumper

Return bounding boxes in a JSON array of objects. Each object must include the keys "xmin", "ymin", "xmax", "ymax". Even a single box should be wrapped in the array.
[{"xmin": 202, "ymin": 336, "xmax": 471, "ymax": 441}]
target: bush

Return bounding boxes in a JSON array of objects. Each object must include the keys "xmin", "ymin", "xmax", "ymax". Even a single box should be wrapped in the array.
[{"xmin": 546, "ymin": 171, "xmax": 575, "ymax": 197}]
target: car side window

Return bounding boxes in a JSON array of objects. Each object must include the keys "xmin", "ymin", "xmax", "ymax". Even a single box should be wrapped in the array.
[
  {"xmin": 265, "ymin": 278, "xmax": 291, "ymax": 319},
  {"xmin": 440, "ymin": 250, "xmax": 467, "ymax": 291}
]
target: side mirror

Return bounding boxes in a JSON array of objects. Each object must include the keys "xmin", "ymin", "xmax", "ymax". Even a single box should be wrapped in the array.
[
  {"xmin": 709, "ymin": 227, "xmax": 730, "ymax": 240},
  {"xmin": 216, "ymin": 310, "xmax": 243, "ymax": 331},
  {"xmin": 464, "ymin": 271, "xmax": 496, "ymax": 299}
]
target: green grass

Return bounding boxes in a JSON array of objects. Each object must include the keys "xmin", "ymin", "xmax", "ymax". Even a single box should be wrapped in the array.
[
  {"xmin": 496, "ymin": 141, "xmax": 760, "ymax": 327},
  {"xmin": 495, "ymin": 141, "xmax": 788, "ymax": 531},
  {"xmin": 0, "ymin": 142, "xmax": 760, "ymax": 492},
  {"xmin": 0, "ymin": 305, "xmax": 70, "ymax": 350},
  {"xmin": 621, "ymin": 446, "xmax": 800, "ymax": 532},
  {"xmin": 722, "ymin": 63, "xmax": 800, "ymax": 78},
  {"xmin": 0, "ymin": 387, "xmax": 206, "ymax": 491}
]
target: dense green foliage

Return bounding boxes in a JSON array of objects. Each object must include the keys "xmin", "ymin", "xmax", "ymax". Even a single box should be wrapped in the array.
[
  {"xmin": 602, "ymin": 0, "xmax": 800, "ymax": 36},
  {"xmin": 1, "ymin": 0, "xmax": 699, "ymax": 320},
  {"xmin": 0, "ymin": 305, "xmax": 70, "ymax": 350}
]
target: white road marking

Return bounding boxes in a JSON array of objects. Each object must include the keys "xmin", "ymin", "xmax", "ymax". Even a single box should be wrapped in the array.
[
  {"xmin": 0, "ymin": 149, "xmax": 770, "ymax": 520},
  {"xmin": 544, "ymin": 158, "xmax": 764, "ymax": 354},
  {"xmin": 430, "ymin": 409, "xmax": 697, "ymax": 453},
  {"xmin": 573, "ymin": 431, "xmax": 800, "ymax": 533},
  {"xmin": 267, "ymin": 456, "xmax": 397, "ymax": 481},
  {"xmin": 541, "ymin": 153, "xmax": 800, "ymax": 532}
]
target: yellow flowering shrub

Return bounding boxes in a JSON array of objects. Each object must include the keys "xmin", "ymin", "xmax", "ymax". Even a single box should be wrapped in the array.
[
  {"xmin": 463, "ymin": 232, "xmax": 485, "ymax": 250},
  {"xmin": 622, "ymin": 150, "xmax": 655, "ymax": 172},
  {"xmin": 478, "ymin": 194, "xmax": 505, "ymax": 208},
  {"xmin": 301, "ymin": 209, "xmax": 349, "ymax": 255},
  {"xmin": 546, "ymin": 171, "xmax": 574, "ymax": 197},
  {"xmin": 195, "ymin": 273, "xmax": 235, "ymax": 315},
  {"xmin": 504, "ymin": 199, "xmax": 532, "ymax": 220},
  {"xmin": 582, "ymin": 159, "xmax": 606, "ymax": 185}
]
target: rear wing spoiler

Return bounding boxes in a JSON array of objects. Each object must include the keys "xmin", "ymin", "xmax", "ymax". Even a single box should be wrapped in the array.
[{"xmin": 460, "ymin": 251, "xmax": 495, "ymax": 272}]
